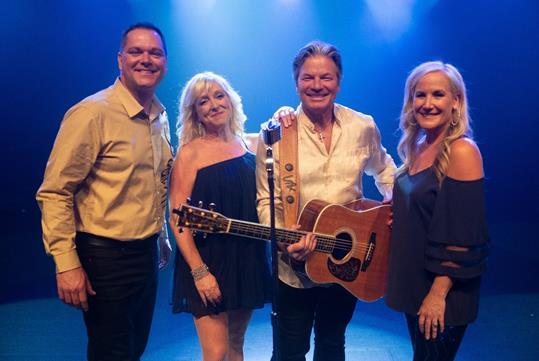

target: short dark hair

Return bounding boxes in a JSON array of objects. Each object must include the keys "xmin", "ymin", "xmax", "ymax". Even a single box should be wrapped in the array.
[
  {"xmin": 120, "ymin": 22, "xmax": 167, "ymax": 55},
  {"xmin": 292, "ymin": 40, "xmax": 342, "ymax": 84}
]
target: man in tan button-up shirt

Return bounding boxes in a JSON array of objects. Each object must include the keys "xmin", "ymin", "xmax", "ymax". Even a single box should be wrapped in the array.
[{"xmin": 36, "ymin": 23, "xmax": 173, "ymax": 360}]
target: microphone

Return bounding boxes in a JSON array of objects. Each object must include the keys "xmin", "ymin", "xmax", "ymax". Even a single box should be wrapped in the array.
[{"xmin": 261, "ymin": 120, "xmax": 281, "ymax": 146}]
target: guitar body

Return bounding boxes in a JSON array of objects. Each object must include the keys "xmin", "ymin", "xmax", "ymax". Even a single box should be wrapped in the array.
[{"xmin": 298, "ymin": 199, "xmax": 391, "ymax": 302}]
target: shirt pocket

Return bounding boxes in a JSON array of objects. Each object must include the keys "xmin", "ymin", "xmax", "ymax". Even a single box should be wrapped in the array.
[{"xmin": 338, "ymin": 145, "xmax": 370, "ymax": 173}]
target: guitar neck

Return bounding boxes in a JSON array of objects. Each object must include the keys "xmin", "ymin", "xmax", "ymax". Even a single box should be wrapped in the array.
[{"xmin": 227, "ymin": 220, "xmax": 333, "ymax": 253}]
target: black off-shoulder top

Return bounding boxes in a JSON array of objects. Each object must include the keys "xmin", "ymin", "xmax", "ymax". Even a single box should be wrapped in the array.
[{"xmin": 385, "ymin": 168, "xmax": 489, "ymax": 325}]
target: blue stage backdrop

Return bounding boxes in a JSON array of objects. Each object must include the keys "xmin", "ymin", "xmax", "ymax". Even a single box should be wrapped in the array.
[{"xmin": 1, "ymin": 0, "xmax": 538, "ymax": 302}]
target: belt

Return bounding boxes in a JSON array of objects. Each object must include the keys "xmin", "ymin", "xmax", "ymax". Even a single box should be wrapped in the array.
[{"xmin": 76, "ymin": 232, "xmax": 159, "ymax": 249}]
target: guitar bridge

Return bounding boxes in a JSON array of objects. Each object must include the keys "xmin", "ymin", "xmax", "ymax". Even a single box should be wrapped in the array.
[{"xmin": 360, "ymin": 232, "xmax": 376, "ymax": 271}]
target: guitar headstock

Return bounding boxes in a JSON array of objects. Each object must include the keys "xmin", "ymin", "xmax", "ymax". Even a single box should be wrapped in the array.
[{"xmin": 172, "ymin": 203, "xmax": 230, "ymax": 234}]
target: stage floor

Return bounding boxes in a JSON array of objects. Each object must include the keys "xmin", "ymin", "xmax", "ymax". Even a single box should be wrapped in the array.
[{"xmin": 1, "ymin": 270, "xmax": 537, "ymax": 360}]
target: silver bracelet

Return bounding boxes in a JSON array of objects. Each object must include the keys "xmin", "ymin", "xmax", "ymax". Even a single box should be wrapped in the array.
[{"xmin": 191, "ymin": 263, "xmax": 209, "ymax": 281}]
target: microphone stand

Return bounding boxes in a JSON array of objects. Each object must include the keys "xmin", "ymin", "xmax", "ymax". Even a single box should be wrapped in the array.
[{"xmin": 262, "ymin": 121, "xmax": 282, "ymax": 361}]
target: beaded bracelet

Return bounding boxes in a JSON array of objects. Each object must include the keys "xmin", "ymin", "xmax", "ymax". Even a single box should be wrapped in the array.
[{"xmin": 191, "ymin": 263, "xmax": 209, "ymax": 281}]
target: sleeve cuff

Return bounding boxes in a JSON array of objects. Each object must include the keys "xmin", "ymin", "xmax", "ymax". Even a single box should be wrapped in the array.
[
  {"xmin": 376, "ymin": 183, "xmax": 394, "ymax": 201},
  {"xmin": 53, "ymin": 250, "xmax": 82, "ymax": 273}
]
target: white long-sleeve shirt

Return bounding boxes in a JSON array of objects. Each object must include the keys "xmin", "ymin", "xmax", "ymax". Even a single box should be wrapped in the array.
[{"xmin": 256, "ymin": 103, "xmax": 396, "ymax": 288}]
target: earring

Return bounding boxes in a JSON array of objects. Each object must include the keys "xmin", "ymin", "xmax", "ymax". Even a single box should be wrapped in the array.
[
  {"xmin": 408, "ymin": 117, "xmax": 418, "ymax": 126},
  {"xmin": 451, "ymin": 108, "xmax": 460, "ymax": 127}
]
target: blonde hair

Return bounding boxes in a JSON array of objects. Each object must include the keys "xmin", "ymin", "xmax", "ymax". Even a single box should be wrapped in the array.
[
  {"xmin": 176, "ymin": 72, "xmax": 246, "ymax": 146},
  {"xmin": 397, "ymin": 61, "xmax": 473, "ymax": 184}
]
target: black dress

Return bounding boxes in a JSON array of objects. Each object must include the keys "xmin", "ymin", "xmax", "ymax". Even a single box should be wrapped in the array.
[
  {"xmin": 385, "ymin": 168, "xmax": 489, "ymax": 325},
  {"xmin": 172, "ymin": 153, "xmax": 271, "ymax": 318}
]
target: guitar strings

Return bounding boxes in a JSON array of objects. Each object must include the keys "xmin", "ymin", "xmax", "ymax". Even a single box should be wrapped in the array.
[
  {"xmin": 183, "ymin": 207, "xmax": 385, "ymax": 254},
  {"xmin": 229, "ymin": 222, "xmax": 375, "ymax": 253},
  {"xmin": 188, "ymin": 214, "xmax": 379, "ymax": 253},
  {"xmin": 230, "ymin": 222, "xmax": 352, "ymax": 247}
]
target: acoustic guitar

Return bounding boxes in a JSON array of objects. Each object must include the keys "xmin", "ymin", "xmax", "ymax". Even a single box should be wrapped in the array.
[{"xmin": 172, "ymin": 198, "xmax": 391, "ymax": 302}]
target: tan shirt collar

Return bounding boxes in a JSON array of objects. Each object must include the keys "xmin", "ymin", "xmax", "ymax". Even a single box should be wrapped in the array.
[
  {"xmin": 297, "ymin": 103, "xmax": 343, "ymax": 133},
  {"xmin": 113, "ymin": 78, "xmax": 165, "ymax": 121}
]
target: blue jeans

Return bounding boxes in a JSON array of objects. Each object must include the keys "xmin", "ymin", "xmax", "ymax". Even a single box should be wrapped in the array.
[
  {"xmin": 272, "ymin": 280, "xmax": 358, "ymax": 361},
  {"xmin": 76, "ymin": 232, "xmax": 158, "ymax": 361}
]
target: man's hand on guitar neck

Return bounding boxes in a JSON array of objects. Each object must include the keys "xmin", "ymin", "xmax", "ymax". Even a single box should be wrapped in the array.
[{"xmin": 285, "ymin": 224, "xmax": 317, "ymax": 261}]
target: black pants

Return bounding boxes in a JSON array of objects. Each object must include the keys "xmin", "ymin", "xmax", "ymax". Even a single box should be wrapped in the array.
[
  {"xmin": 76, "ymin": 232, "xmax": 158, "ymax": 361},
  {"xmin": 272, "ymin": 280, "xmax": 358, "ymax": 361},
  {"xmin": 405, "ymin": 314, "xmax": 467, "ymax": 361}
]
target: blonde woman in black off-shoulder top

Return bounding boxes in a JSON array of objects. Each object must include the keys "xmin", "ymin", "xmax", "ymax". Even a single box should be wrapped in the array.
[{"xmin": 385, "ymin": 61, "xmax": 489, "ymax": 361}]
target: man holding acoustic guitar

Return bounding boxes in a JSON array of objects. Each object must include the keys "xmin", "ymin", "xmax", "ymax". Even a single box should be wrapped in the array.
[{"xmin": 255, "ymin": 40, "xmax": 397, "ymax": 361}]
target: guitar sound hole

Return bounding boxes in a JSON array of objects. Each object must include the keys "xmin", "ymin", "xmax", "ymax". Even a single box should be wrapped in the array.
[{"xmin": 332, "ymin": 232, "xmax": 352, "ymax": 260}]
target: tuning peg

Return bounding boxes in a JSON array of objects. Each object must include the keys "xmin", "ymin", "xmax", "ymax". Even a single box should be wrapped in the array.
[
  {"xmin": 198, "ymin": 200, "xmax": 204, "ymax": 208},
  {"xmin": 192, "ymin": 230, "xmax": 197, "ymax": 237},
  {"xmin": 209, "ymin": 202, "xmax": 216, "ymax": 211},
  {"xmin": 186, "ymin": 197, "xmax": 191, "ymax": 205},
  {"xmin": 202, "ymin": 232, "xmax": 208, "ymax": 239}
]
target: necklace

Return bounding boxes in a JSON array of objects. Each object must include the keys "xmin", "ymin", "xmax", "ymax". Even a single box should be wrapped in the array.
[{"xmin": 313, "ymin": 125, "xmax": 327, "ymax": 142}]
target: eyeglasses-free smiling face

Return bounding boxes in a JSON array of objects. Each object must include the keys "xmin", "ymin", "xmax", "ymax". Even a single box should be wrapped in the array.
[
  {"xmin": 118, "ymin": 28, "xmax": 167, "ymax": 95},
  {"xmin": 296, "ymin": 55, "xmax": 340, "ymax": 116},
  {"xmin": 194, "ymin": 82, "xmax": 232, "ymax": 133},
  {"xmin": 413, "ymin": 71, "xmax": 458, "ymax": 133}
]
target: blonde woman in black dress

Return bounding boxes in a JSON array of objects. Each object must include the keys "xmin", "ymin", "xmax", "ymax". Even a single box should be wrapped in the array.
[{"xmin": 170, "ymin": 72, "xmax": 270, "ymax": 361}]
